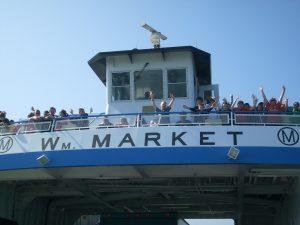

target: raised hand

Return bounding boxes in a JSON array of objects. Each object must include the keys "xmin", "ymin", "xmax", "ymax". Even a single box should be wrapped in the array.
[
  {"xmin": 149, "ymin": 91, "xmax": 155, "ymax": 100},
  {"xmin": 259, "ymin": 86, "xmax": 264, "ymax": 92},
  {"xmin": 259, "ymin": 86, "xmax": 268, "ymax": 103},
  {"xmin": 279, "ymin": 85, "xmax": 286, "ymax": 103}
]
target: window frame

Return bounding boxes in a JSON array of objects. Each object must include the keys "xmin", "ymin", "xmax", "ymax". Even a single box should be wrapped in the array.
[
  {"xmin": 166, "ymin": 67, "xmax": 188, "ymax": 99},
  {"xmin": 133, "ymin": 68, "xmax": 164, "ymax": 101},
  {"xmin": 109, "ymin": 70, "xmax": 132, "ymax": 103}
]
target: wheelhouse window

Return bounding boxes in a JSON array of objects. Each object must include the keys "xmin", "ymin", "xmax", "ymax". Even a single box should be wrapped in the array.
[
  {"xmin": 111, "ymin": 72, "xmax": 130, "ymax": 101},
  {"xmin": 167, "ymin": 69, "xmax": 187, "ymax": 97},
  {"xmin": 134, "ymin": 69, "xmax": 163, "ymax": 99}
]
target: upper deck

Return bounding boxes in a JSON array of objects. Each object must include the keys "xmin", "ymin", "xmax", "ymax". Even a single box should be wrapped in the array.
[{"xmin": 0, "ymin": 111, "xmax": 299, "ymax": 172}]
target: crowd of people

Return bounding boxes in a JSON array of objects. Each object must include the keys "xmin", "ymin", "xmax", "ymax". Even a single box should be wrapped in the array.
[
  {"xmin": 0, "ymin": 86, "xmax": 299, "ymax": 129},
  {"xmin": 0, "ymin": 107, "xmax": 89, "ymax": 127},
  {"xmin": 148, "ymin": 86, "xmax": 299, "ymax": 115}
]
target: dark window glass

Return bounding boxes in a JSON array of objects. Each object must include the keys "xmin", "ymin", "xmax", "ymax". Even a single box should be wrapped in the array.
[
  {"xmin": 134, "ymin": 70, "xmax": 163, "ymax": 100},
  {"xmin": 168, "ymin": 84, "xmax": 187, "ymax": 97},
  {"xmin": 167, "ymin": 69, "xmax": 187, "ymax": 97},
  {"xmin": 112, "ymin": 87, "xmax": 130, "ymax": 101},
  {"xmin": 112, "ymin": 72, "xmax": 130, "ymax": 86},
  {"xmin": 111, "ymin": 72, "xmax": 130, "ymax": 101}
]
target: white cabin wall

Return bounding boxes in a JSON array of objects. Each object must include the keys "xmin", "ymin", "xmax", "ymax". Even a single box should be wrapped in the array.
[{"xmin": 105, "ymin": 51, "xmax": 195, "ymax": 114}]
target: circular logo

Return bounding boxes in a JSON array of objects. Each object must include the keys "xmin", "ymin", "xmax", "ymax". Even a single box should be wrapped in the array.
[
  {"xmin": 0, "ymin": 136, "xmax": 14, "ymax": 153},
  {"xmin": 277, "ymin": 127, "xmax": 299, "ymax": 146}
]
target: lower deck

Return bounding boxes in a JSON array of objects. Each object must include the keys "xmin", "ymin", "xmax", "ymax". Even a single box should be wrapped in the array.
[{"xmin": 1, "ymin": 164, "xmax": 300, "ymax": 225}]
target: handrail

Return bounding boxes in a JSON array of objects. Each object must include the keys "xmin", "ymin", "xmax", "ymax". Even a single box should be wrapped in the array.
[
  {"xmin": 233, "ymin": 113, "xmax": 300, "ymax": 126},
  {"xmin": 0, "ymin": 111, "xmax": 299, "ymax": 136},
  {"xmin": 7, "ymin": 111, "xmax": 300, "ymax": 124}
]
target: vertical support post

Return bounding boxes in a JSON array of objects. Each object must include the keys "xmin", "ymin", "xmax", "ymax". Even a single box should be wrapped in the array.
[
  {"xmin": 137, "ymin": 114, "xmax": 141, "ymax": 127},
  {"xmin": 236, "ymin": 166, "xmax": 246, "ymax": 225},
  {"xmin": 51, "ymin": 118, "xmax": 56, "ymax": 132}
]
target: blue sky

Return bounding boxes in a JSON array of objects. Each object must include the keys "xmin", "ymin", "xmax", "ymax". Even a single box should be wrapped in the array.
[
  {"xmin": 0, "ymin": 0, "xmax": 299, "ymax": 123},
  {"xmin": 1, "ymin": 1, "xmax": 298, "ymax": 224}
]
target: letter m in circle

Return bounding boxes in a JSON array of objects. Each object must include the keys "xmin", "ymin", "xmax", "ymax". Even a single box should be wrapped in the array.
[
  {"xmin": 0, "ymin": 137, "xmax": 13, "ymax": 153},
  {"xmin": 277, "ymin": 127, "xmax": 299, "ymax": 146}
]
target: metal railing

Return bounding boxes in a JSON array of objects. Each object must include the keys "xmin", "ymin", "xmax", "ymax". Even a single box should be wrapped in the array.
[
  {"xmin": 0, "ymin": 112, "xmax": 299, "ymax": 136},
  {"xmin": 140, "ymin": 112, "xmax": 230, "ymax": 126},
  {"xmin": 234, "ymin": 113, "xmax": 300, "ymax": 126},
  {"xmin": 0, "ymin": 121, "xmax": 52, "ymax": 135},
  {"xmin": 54, "ymin": 114, "xmax": 138, "ymax": 131}
]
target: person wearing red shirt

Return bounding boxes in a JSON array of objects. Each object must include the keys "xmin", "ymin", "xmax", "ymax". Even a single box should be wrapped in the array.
[
  {"xmin": 260, "ymin": 85, "xmax": 286, "ymax": 124},
  {"xmin": 260, "ymin": 86, "xmax": 286, "ymax": 113}
]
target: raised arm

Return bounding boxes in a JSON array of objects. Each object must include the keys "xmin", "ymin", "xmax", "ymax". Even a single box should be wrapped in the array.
[
  {"xmin": 259, "ymin": 86, "xmax": 268, "ymax": 105},
  {"xmin": 231, "ymin": 96, "xmax": 239, "ymax": 109},
  {"xmin": 251, "ymin": 94, "xmax": 258, "ymax": 109},
  {"xmin": 149, "ymin": 91, "xmax": 157, "ymax": 108},
  {"xmin": 230, "ymin": 94, "xmax": 234, "ymax": 105},
  {"xmin": 168, "ymin": 93, "xmax": 175, "ymax": 108},
  {"xmin": 212, "ymin": 96, "xmax": 221, "ymax": 110},
  {"xmin": 282, "ymin": 96, "xmax": 288, "ymax": 110},
  {"xmin": 278, "ymin": 85, "xmax": 286, "ymax": 104}
]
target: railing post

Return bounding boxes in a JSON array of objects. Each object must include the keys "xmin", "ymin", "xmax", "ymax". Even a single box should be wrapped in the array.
[
  {"xmin": 51, "ymin": 119, "xmax": 55, "ymax": 132},
  {"xmin": 137, "ymin": 114, "xmax": 141, "ymax": 127}
]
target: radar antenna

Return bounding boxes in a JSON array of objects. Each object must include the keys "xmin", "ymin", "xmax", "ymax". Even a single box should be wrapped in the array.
[{"xmin": 141, "ymin": 23, "xmax": 167, "ymax": 48}]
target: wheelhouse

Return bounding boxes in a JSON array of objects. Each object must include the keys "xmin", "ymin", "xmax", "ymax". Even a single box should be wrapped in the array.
[{"xmin": 88, "ymin": 46, "xmax": 218, "ymax": 114}]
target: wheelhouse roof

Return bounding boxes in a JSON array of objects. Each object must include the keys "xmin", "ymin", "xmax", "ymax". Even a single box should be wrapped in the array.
[{"xmin": 88, "ymin": 46, "xmax": 211, "ymax": 86}]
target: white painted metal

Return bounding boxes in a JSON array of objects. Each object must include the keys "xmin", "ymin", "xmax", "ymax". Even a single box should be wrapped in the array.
[
  {"xmin": 1, "ymin": 124, "xmax": 299, "ymax": 155},
  {"xmin": 106, "ymin": 51, "xmax": 196, "ymax": 114}
]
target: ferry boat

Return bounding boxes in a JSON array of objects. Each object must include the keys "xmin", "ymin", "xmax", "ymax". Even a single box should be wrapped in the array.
[{"xmin": 0, "ymin": 24, "xmax": 299, "ymax": 225}]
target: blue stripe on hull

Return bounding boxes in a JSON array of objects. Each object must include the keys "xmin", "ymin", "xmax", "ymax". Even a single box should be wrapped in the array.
[{"xmin": 0, "ymin": 147, "xmax": 300, "ymax": 171}]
